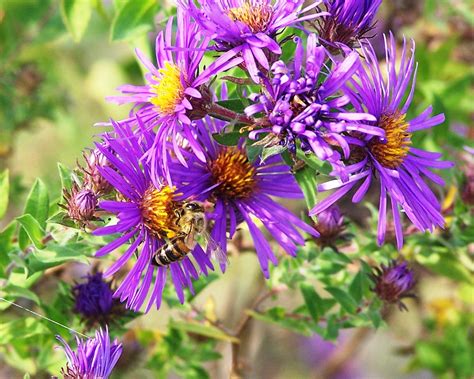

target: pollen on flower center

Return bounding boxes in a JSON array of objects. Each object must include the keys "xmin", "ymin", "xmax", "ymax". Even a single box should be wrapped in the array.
[
  {"xmin": 228, "ymin": 1, "xmax": 273, "ymax": 33},
  {"xmin": 150, "ymin": 62, "xmax": 185, "ymax": 116},
  {"xmin": 140, "ymin": 185, "xmax": 179, "ymax": 238},
  {"xmin": 369, "ymin": 112, "xmax": 411, "ymax": 169},
  {"xmin": 209, "ymin": 147, "xmax": 257, "ymax": 199}
]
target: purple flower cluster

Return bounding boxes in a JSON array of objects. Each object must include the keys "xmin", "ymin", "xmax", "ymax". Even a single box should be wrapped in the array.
[
  {"xmin": 56, "ymin": 328, "xmax": 122, "ymax": 379},
  {"xmin": 71, "ymin": 0, "xmax": 451, "ymax": 325}
]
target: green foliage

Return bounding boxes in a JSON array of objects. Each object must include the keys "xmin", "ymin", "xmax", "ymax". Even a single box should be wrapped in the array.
[
  {"xmin": 110, "ymin": 0, "xmax": 160, "ymax": 41},
  {"xmin": 60, "ymin": 0, "xmax": 93, "ymax": 42}
]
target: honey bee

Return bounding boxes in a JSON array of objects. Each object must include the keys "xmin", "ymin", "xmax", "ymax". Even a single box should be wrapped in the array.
[{"xmin": 151, "ymin": 201, "xmax": 227, "ymax": 267}]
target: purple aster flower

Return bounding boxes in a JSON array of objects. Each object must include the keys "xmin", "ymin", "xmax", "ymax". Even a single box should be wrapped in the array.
[
  {"xmin": 170, "ymin": 115, "xmax": 318, "ymax": 277},
  {"xmin": 313, "ymin": 205, "xmax": 346, "ymax": 248},
  {"xmin": 92, "ymin": 120, "xmax": 214, "ymax": 312},
  {"xmin": 107, "ymin": 8, "xmax": 242, "ymax": 183},
  {"xmin": 371, "ymin": 260, "xmax": 415, "ymax": 311},
  {"xmin": 181, "ymin": 0, "xmax": 328, "ymax": 82},
  {"xmin": 313, "ymin": 0, "xmax": 381, "ymax": 50},
  {"xmin": 245, "ymin": 34, "xmax": 382, "ymax": 170},
  {"xmin": 72, "ymin": 272, "xmax": 128, "ymax": 328},
  {"xmin": 56, "ymin": 327, "xmax": 122, "ymax": 379},
  {"xmin": 310, "ymin": 34, "xmax": 454, "ymax": 248}
]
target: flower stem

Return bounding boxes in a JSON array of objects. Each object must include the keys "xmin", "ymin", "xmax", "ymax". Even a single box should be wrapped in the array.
[{"xmin": 209, "ymin": 103, "xmax": 255, "ymax": 125}]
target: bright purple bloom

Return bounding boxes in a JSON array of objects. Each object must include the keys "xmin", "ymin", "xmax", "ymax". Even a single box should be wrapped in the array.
[
  {"xmin": 311, "ymin": 34, "xmax": 454, "ymax": 248},
  {"xmin": 245, "ymin": 34, "xmax": 382, "ymax": 169},
  {"xmin": 170, "ymin": 115, "xmax": 318, "ymax": 277},
  {"xmin": 181, "ymin": 0, "xmax": 328, "ymax": 82},
  {"xmin": 107, "ymin": 8, "xmax": 242, "ymax": 182},
  {"xmin": 371, "ymin": 260, "xmax": 415, "ymax": 311},
  {"xmin": 314, "ymin": 0, "xmax": 381, "ymax": 49},
  {"xmin": 56, "ymin": 328, "xmax": 122, "ymax": 379},
  {"xmin": 92, "ymin": 121, "xmax": 214, "ymax": 312}
]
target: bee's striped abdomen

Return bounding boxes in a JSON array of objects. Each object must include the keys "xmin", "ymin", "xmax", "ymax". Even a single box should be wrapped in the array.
[{"xmin": 152, "ymin": 236, "xmax": 191, "ymax": 266}]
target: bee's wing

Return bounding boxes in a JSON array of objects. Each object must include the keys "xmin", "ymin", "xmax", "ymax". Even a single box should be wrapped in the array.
[{"xmin": 200, "ymin": 230, "xmax": 229, "ymax": 267}]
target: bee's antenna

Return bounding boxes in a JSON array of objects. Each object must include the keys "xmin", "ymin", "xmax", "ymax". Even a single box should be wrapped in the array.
[{"xmin": 0, "ymin": 297, "xmax": 91, "ymax": 339}]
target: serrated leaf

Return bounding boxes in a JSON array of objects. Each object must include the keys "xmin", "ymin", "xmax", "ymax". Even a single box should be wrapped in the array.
[
  {"xmin": 172, "ymin": 321, "xmax": 239, "ymax": 343},
  {"xmin": 110, "ymin": 0, "xmax": 158, "ymax": 41},
  {"xmin": 300, "ymin": 283, "xmax": 323, "ymax": 322},
  {"xmin": 60, "ymin": 0, "xmax": 93, "ymax": 42},
  {"xmin": 325, "ymin": 286, "xmax": 358, "ymax": 313},
  {"xmin": 0, "ymin": 169, "xmax": 9, "ymax": 219},
  {"xmin": 16, "ymin": 215, "xmax": 45, "ymax": 249}
]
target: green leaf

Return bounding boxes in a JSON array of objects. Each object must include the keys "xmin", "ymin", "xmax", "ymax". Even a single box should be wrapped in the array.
[
  {"xmin": 212, "ymin": 132, "xmax": 242, "ymax": 146},
  {"xmin": 0, "ymin": 222, "xmax": 16, "ymax": 268},
  {"xmin": 57, "ymin": 162, "xmax": 73, "ymax": 190},
  {"xmin": 0, "ymin": 283, "xmax": 41, "ymax": 308},
  {"xmin": 348, "ymin": 269, "xmax": 366, "ymax": 303},
  {"xmin": 110, "ymin": 0, "xmax": 159, "ymax": 41},
  {"xmin": 19, "ymin": 179, "xmax": 49, "ymax": 250},
  {"xmin": 16, "ymin": 215, "xmax": 45, "ymax": 249},
  {"xmin": 299, "ymin": 283, "xmax": 323, "ymax": 322},
  {"xmin": 27, "ymin": 243, "xmax": 91, "ymax": 274},
  {"xmin": 294, "ymin": 166, "xmax": 318, "ymax": 213},
  {"xmin": 171, "ymin": 321, "xmax": 239, "ymax": 343},
  {"xmin": 246, "ymin": 144, "xmax": 263, "ymax": 163},
  {"xmin": 0, "ymin": 169, "xmax": 9, "ymax": 220},
  {"xmin": 60, "ymin": 0, "xmax": 93, "ymax": 42},
  {"xmin": 296, "ymin": 149, "xmax": 332, "ymax": 174},
  {"xmin": 325, "ymin": 286, "xmax": 358, "ymax": 313},
  {"xmin": 215, "ymin": 99, "xmax": 246, "ymax": 114}
]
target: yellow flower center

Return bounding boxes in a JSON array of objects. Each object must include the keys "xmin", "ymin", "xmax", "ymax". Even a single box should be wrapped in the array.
[
  {"xmin": 140, "ymin": 185, "xmax": 179, "ymax": 238},
  {"xmin": 369, "ymin": 112, "xmax": 411, "ymax": 169},
  {"xmin": 149, "ymin": 62, "xmax": 185, "ymax": 116},
  {"xmin": 209, "ymin": 147, "xmax": 257, "ymax": 199},
  {"xmin": 228, "ymin": 1, "xmax": 273, "ymax": 33}
]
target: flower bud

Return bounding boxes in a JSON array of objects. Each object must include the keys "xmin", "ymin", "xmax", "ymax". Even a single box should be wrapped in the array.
[
  {"xmin": 313, "ymin": 205, "xmax": 345, "ymax": 247},
  {"xmin": 63, "ymin": 184, "xmax": 98, "ymax": 222},
  {"xmin": 371, "ymin": 260, "xmax": 415, "ymax": 311}
]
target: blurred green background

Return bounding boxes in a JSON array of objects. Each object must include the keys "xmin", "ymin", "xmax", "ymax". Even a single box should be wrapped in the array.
[{"xmin": 0, "ymin": 0, "xmax": 473, "ymax": 378}]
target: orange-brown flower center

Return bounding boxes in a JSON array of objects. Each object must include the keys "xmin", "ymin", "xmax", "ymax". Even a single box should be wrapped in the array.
[
  {"xmin": 209, "ymin": 147, "xmax": 257, "ymax": 199},
  {"xmin": 140, "ymin": 185, "xmax": 179, "ymax": 238},
  {"xmin": 228, "ymin": 1, "xmax": 273, "ymax": 33},
  {"xmin": 369, "ymin": 112, "xmax": 411, "ymax": 169}
]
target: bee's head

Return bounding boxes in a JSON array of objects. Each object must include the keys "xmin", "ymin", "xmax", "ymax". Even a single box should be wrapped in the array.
[{"xmin": 184, "ymin": 202, "xmax": 204, "ymax": 213}]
